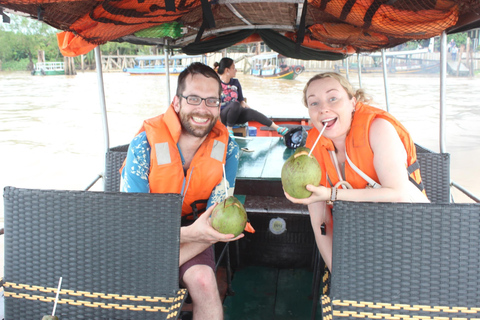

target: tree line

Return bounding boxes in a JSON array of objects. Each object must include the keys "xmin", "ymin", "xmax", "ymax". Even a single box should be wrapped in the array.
[{"xmin": 0, "ymin": 14, "xmax": 156, "ymax": 71}]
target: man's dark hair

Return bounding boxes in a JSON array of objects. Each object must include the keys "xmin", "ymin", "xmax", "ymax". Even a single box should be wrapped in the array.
[{"xmin": 176, "ymin": 62, "xmax": 222, "ymax": 98}]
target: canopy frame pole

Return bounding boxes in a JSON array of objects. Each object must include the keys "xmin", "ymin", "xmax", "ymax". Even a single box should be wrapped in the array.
[
  {"xmin": 357, "ymin": 53, "xmax": 363, "ymax": 88},
  {"xmin": 87, "ymin": 46, "xmax": 110, "ymax": 191},
  {"xmin": 440, "ymin": 31, "xmax": 447, "ymax": 153},
  {"xmin": 165, "ymin": 39, "xmax": 171, "ymax": 105},
  {"xmin": 381, "ymin": 49, "xmax": 390, "ymax": 112},
  {"xmin": 94, "ymin": 46, "xmax": 110, "ymax": 153},
  {"xmin": 345, "ymin": 56, "xmax": 350, "ymax": 81}
]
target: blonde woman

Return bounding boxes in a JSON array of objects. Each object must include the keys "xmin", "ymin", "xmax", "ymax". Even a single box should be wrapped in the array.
[{"xmin": 285, "ymin": 72, "xmax": 429, "ymax": 271}]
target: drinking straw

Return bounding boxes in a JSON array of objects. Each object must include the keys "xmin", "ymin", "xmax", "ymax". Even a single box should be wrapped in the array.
[
  {"xmin": 223, "ymin": 164, "xmax": 228, "ymax": 197},
  {"xmin": 52, "ymin": 277, "xmax": 62, "ymax": 316},
  {"xmin": 308, "ymin": 125, "xmax": 327, "ymax": 157}
]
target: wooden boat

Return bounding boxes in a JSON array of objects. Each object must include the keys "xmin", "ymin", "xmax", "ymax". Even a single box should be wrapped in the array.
[
  {"xmin": 231, "ymin": 117, "xmax": 311, "ymax": 138},
  {"xmin": 123, "ymin": 54, "xmax": 203, "ymax": 75},
  {"xmin": 1, "ymin": 1, "xmax": 480, "ymax": 319},
  {"xmin": 250, "ymin": 53, "xmax": 305, "ymax": 80},
  {"xmin": 31, "ymin": 62, "xmax": 65, "ymax": 76}
]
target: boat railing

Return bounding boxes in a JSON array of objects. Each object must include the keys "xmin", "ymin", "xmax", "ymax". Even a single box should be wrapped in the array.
[
  {"xmin": 451, "ymin": 181, "xmax": 480, "ymax": 202},
  {"xmin": 34, "ymin": 61, "xmax": 64, "ymax": 71}
]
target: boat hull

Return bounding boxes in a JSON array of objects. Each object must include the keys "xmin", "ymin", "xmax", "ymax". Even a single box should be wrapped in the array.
[
  {"xmin": 31, "ymin": 70, "xmax": 65, "ymax": 76},
  {"xmin": 251, "ymin": 65, "xmax": 304, "ymax": 80},
  {"xmin": 124, "ymin": 67, "xmax": 185, "ymax": 75},
  {"xmin": 123, "ymin": 54, "xmax": 203, "ymax": 75},
  {"xmin": 31, "ymin": 62, "xmax": 66, "ymax": 76},
  {"xmin": 235, "ymin": 118, "xmax": 311, "ymax": 137}
]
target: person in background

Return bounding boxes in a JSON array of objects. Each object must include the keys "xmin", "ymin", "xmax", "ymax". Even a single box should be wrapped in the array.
[
  {"xmin": 121, "ymin": 62, "xmax": 241, "ymax": 320},
  {"xmin": 216, "ymin": 57, "xmax": 289, "ymax": 137},
  {"xmin": 451, "ymin": 44, "xmax": 458, "ymax": 61},
  {"xmin": 285, "ymin": 72, "xmax": 429, "ymax": 271}
]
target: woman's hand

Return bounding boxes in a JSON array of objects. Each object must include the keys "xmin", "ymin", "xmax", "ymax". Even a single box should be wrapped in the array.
[
  {"xmin": 181, "ymin": 203, "xmax": 244, "ymax": 244},
  {"xmin": 284, "ymin": 184, "xmax": 330, "ymax": 205},
  {"xmin": 241, "ymin": 101, "xmax": 250, "ymax": 109}
]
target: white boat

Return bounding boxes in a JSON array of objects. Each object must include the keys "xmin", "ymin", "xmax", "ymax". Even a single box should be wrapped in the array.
[
  {"xmin": 123, "ymin": 54, "xmax": 204, "ymax": 75},
  {"xmin": 31, "ymin": 62, "xmax": 65, "ymax": 76}
]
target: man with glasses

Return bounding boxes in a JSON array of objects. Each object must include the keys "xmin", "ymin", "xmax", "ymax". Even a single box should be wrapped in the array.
[{"xmin": 121, "ymin": 62, "xmax": 240, "ymax": 319}]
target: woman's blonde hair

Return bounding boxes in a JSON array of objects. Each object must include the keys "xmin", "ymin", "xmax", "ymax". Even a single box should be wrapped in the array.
[{"xmin": 302, "ymin": 72, "xmax": 372, "ymax": 107}]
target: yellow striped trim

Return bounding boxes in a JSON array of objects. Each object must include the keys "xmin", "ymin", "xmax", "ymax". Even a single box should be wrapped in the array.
[
  {"xmin": 323, "ymin": 270, "xmax": 330, "ymax": 294},
  {"xmin": 332, "ymin": 300, "xmax": 480, "ymax": 314},
  {"xmin": 332, "ymin": 310, "xmax": 480, "ymax": 320},
  {"xmin": 322, "ymin": 295, "xmax": 333, "ymax": 319},
  {"xmin": 4, "ymin": 282, "xmax": 186, "ymax": 303},
  {"xmin": 4, "ymin": 292, "xmax": 186, "ymax": 313}
]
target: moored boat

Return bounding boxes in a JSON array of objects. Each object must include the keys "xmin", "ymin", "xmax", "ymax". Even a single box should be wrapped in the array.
[
  {"xmin": 123, "ymin": 54, "xmax": 203, "ymax": 75},
  {"xmin": 250, "ymin": 52, "xmax": 305, "ymax": 80},
  {"xmin": 31, "ymin": 62, "xmax": 65, "ymax": 76}
]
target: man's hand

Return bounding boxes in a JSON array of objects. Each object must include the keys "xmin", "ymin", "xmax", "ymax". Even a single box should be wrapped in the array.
[{"xmin": 181, "ymin": 203, "xmax": 244, "ymax": 244}]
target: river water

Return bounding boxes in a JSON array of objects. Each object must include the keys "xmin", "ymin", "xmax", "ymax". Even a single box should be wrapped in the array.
[{"xmin": 0, "ymin": 70, "xmax": 479, "ymax": 224}]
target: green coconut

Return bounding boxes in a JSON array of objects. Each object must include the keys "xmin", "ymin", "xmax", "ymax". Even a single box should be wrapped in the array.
[
  {"xmin": 42, "ymin": 316, "xmax": 59, "ymax": 320},
  {"xmin": 281, "ymin": 147, "xmax": 322, "ymax": 199},
  {"xmin": 211, "ymin": 196, "xmax": 247, "ymax": 237}
]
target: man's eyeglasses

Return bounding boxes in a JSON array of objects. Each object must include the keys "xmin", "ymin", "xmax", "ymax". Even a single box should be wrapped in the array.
[{"xmin": 180, "ymin": 94, "xmax": 220, "ymax": 108}]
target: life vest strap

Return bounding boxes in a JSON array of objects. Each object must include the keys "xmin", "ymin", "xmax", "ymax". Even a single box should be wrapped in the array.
[
  {"xmin": 195, "ymin": 0, "xmax": 215, "ymax": 42},
  {"xmin": 295, "ymin": 0, "xmax": 308, "ymax": 53},
  {"xmin": 340, "ymin": 0, "xmax": 357, "ymax": 20},
  {"xmin": 407, "ymin": 161, "xmax": 425, "ymax": 192},
  {"xmin": 345, "ymin": 152, "xmax": 382, "ymax": 189},
  {"xmin": 363, "ymin": 0, "xmax": 388, "ymax": 29},
  {"xmin": 181, "ymin": 199, "xmax": 208, "ymax": 223},
  {"xmin": 165, "ymin": 0, "xmax": 176, "ymax": 12}
]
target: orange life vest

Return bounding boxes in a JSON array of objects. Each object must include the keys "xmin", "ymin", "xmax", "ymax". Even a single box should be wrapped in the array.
[
  {"xmin": 307, "ymin": 102, "xmax": 425, "ymax": 195},
  {"xmin": 141, "ymin": 104, "xmax": 229, "ymax": 216}
]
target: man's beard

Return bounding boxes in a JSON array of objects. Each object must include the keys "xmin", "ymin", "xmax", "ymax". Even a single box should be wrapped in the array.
[{"xmin": 178, "ymin": 103, "xmax": 218, "ymax": 138}]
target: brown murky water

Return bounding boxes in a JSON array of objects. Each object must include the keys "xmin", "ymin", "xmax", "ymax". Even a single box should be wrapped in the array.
[{"xmin": 0, "ymin": 70, "xmax": 479, "ymax": 218}]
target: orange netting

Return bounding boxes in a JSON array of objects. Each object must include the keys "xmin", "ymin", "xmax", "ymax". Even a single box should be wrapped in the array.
[{"xmin": 0, "ymin": 0, "xmax": 475, "ymax": 56}]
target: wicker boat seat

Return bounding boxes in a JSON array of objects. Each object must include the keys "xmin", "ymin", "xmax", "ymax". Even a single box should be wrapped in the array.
[
  {"xmin": 3, "ymin": 187, "xmax": 186, "ymax": 320},
  {"xmin": 311, "ymin": 148, "xmax": 451, "ymax": 318},
  {"xmin": 323, "ymin": 201, "xmax": 480, "ymax": 319}
]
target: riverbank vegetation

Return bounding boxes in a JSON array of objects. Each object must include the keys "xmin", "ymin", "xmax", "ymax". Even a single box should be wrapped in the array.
[{"xmin": 0, "ymin": 14, "xmax": 155, "ymax": 71}]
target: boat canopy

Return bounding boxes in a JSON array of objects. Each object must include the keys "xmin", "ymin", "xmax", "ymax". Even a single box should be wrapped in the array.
[{"xmin": 1, "ymin": 0, "xmax": 479, "ymax": 59}]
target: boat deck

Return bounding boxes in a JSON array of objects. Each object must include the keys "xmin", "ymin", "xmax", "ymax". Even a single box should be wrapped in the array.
[
  {"xmin": 236, "ymin": 137, "xmax": 293, "ymax": 181},
  {"xmin": 223, "ymin": 137, "xmax": 320, "ymax": 319},
  {"xmin": 224, "ymin": 266, "xmax": 321, "ymax": 320}
]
